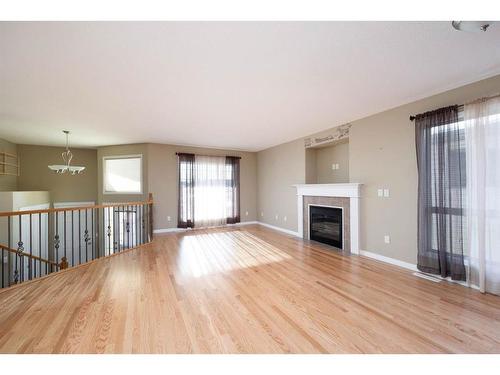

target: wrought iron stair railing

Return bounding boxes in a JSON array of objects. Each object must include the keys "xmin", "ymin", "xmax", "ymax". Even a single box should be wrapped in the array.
[{"xmin": 0, "ymin": 194, "xmax": 153, "ymax": 289}]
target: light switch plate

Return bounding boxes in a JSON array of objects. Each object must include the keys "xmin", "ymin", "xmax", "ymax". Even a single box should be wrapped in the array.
[
  {"xmin": 245, "ymin": 211, "xmax": 249, "ymax": 216},
  {"xmin": 377, "ymin": 189, "xmax": 384, "ymax": 197},
  {"xmin": 283, "ymin": 216, "xmax": 287, "ymax": 222},
  {"xmin": 261, "ymin": 212, "xmax": 264, "ymax": 217},
  {"xmin": 275, "ymin": 214, "xmax": 279, "ymax": 220},
  {"xmin": 167, "ymin": 216, "xmax": 171, "ymax": 222},
  {"xmin": 384, "ymin": 189, "xmax": 390, "ymax": 197},
  {"xmin": 384, "ymin": 235, "xmax": 391, "ymax": 244}
]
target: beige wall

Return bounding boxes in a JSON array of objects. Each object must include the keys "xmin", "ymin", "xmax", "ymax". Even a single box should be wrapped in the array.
[
  {"xmin": 0, "ymin": 138, "xmax": 18, "ymax": 191},
  {"xmin": 148, "ymin": 143, "xmax": 257, "ymax": 230},
  {"xmin": 305, "ymin": 148, "xmax": 317, "ymax": 184},
  {"xmin": 257, "ymin": 138, "xmax": 305, "ymax": 231},
  {"xmin": 97, "ymin": 144, "xmax": 149, "ymax": 204},
  {"xmin": 257, "ymin": 73, "xmax": 500, "ymax": 264},
  {"xmin": 315, "ymin": 140, "xmax": 349, "ymax": 183},
  {"xmin": 18, "ymin": 145, "xmax": 97, "ymax": 203}
]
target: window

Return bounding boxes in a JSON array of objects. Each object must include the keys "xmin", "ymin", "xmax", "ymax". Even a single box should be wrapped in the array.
[
  {"xmin": 415, "ymin": 105, "xmax": 467, "ymax": 281},
  {"xmin": 103, "ymin": 155, "xmax": 143, "ymax": 194},
  {"xmin": 178, "ymin": 153, "xmax": 240, "ymax": 228}
]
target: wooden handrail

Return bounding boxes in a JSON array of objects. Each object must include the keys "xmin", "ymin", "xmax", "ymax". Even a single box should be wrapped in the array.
[
  {"xmin": 0, "ymin": 244, "xmax": 59, "ymax": 267},
  {"xmin": 0, "ymin": 198, "xmax": 153, "ymax": 217}
]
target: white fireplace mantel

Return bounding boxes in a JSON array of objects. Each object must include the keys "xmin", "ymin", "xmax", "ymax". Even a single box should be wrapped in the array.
[{"xmin": 293, "ymin": 183, "xmax": 363, "ymax": 254}]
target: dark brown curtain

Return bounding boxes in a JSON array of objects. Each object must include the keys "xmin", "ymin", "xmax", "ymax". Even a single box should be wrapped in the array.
[
  {"xmin": 415, "ymin": 105, "xmax": 466, "ymax": 281},
  {"xmin": 226, "ymin": 156, "xmax": 240, "ymax": 224},
  {"xmin": 178, "ymin": 153, "xmax": 195, "ymax": 228}
]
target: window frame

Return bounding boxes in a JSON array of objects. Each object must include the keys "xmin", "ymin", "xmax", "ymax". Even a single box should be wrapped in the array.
[{"xmin": 103, "ymin": 154, "xmax": 143, "ymax": 195}]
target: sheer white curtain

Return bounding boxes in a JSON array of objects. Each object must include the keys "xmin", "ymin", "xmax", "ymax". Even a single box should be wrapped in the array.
[
  {"xmin": 193, "ymin": 155, "xmax": 227, "ymax": 228},
  {"xmin": 464, "ymin": 96, "xmax": 500, "ymax": 295}
]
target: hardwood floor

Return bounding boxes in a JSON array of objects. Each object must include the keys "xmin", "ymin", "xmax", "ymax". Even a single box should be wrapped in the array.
[{"xmin": 1, "ymin": 224, "xmax": 499, "ymax": 353}]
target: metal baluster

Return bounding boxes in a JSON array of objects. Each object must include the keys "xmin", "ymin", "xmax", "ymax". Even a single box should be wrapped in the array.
[
  {"xmin": 71, "ymin": 210, "xmax": 75, "ymax": 266},
  {"xmin": 95, "ymin": 207, "xmax": 100, "ymax": 259},
  {"xmin": 107, "ymin": 207, "xmax": 111, "ymax": 256},
  {"xmin": 126, "ymin": 205, "xmax": 130, "ymax": 249},
  {"xmin": 78, "ymin": 209, "xmax": 82, "ymax": 264},
  {"xmin": 1, "ymin": 218, "xmax": 3, "ymax": 288},
  {"xmin": 91, "ymin": 208, "xmax": 94, "ymax": 259},
  {"xmin": 117, "ymin": 206, "xmax": 121, "ymax": 252},
  {"xmin": 38, "ymin": 213, "xmax": 42, "ymax": 278},
  {"xmin": 29, "ymin": 213, "xmax": 32, "ymax": 280},
  {"xmin": 55, "ymin": 212, "xmax": 60, "ymax": 272},
  {"xmin": 84, "ymin": 208, "xmax": 89, "ymax": 261},
  {"xmin": 63, "ymin": 210, "xmax": 67, "ymax": 265},
  {"xmin": 135, "ymin": 204, "xmax": 138, "ymax": 247},
  {"xmin": 7, "ymin": 217, "xmax": 11, "ymax": 285},
  {"xmin": 14, "ymin": 215, "xmax": 23, "ymax": 283},
  {"xmin": 114, "ymin": 206, "xmax": 118, "ymax": 253}
]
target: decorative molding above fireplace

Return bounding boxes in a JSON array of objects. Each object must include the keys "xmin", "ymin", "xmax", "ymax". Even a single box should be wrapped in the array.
[{"xmin": 293, "ymin": 183, "xmax": 362, "ymax": 254}]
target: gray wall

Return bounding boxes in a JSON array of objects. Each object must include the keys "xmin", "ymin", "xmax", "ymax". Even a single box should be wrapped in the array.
[
  {"xmin": 18, "ymin": 145, "xmax": 98, "ymax": 203},
  {"xmin": 257, "ymin": 73, "xmax": 500, "ymax": 264},
  {"xmin": 257, "ymin": 138, "xmax": 305, "ymax": 231},
  {"xmin": 148, "ymin": 143, "xmax": 257, "ymax": 230}
]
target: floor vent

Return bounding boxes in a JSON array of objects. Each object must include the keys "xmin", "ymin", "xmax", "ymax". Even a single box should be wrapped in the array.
[{"xmin": 412, "ymin": 272, "xmax": 442, "ymax": 283}]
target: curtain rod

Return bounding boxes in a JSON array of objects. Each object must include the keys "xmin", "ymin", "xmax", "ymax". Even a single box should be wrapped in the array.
[
  {"xmin": 175, "ymin": 152, "xmax": 241, "ymax": 159},
  {"xmin": 409, "ymin": 93, "xmax": 500, "ymax": 121}
]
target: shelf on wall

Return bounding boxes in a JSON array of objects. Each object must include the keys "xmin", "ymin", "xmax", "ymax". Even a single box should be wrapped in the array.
[{"xmin": 0, "ymin": 152, "xmax": 19, "ymax": 176}]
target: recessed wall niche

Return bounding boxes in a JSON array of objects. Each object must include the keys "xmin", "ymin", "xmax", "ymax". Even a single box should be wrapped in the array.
[{"xmin": 305, "ymin": 138, "xmax": 349, "ymax": 184}]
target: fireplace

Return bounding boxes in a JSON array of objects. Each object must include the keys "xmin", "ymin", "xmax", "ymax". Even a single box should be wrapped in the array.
[{"xmin": 309, "ymin": 205, "xmax": 343, "ymax": 249}]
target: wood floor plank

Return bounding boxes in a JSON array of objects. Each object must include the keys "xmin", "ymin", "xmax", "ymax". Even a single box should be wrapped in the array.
[{"xmin": 1, "ymin": 224, "xmax": 499, "ymax": 353}]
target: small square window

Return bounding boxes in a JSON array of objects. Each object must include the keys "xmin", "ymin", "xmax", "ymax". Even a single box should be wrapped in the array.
[{"xmin": 103, "ymin": 155, "xmax": 143, "ymax": 194}]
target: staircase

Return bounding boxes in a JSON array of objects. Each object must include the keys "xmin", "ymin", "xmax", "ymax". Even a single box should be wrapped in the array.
[{"xmin": 0, "ymin": 194, "xmax": 153, "ymax": 289}]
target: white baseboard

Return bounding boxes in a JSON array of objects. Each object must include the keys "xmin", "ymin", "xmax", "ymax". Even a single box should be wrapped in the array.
[
  {"xmin": 256, "ymin": 221, "xmax": 300, "ymax": 237},
  {"xmin": 359, "ymin": 250, "xmax": 418, "ymax": 272},
  {"xmin": 153, "ymin": 227, "xmax": 187, "ymax": 234},
  {"xmin": 153, "ymin": 221, "xmax": 259, "ymax": 234}
]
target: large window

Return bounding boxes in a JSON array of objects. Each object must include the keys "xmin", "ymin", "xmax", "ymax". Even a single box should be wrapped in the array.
[
  {"xmin": 103, "ymin": 155, "xmax": 143, "ymax": 194},
  {"xmin": 178, "ymin": 153, "xmax": 240, "ymax": 228},
  {"xmin": 415, "ymin": 105, "xmax": 467, "ymax": 281}
]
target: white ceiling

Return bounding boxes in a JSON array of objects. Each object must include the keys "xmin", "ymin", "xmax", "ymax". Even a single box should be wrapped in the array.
[{"xmin": 1, "ymin": 21, "xmax": 500, "ymax": 151}]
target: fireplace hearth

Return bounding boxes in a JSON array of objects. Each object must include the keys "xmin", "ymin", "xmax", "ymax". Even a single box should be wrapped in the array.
[{"xmin": 309, "ymin": 205, "xmax": 343, "ymax": 249}]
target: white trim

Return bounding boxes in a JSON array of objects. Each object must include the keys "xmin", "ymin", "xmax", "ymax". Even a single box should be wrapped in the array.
[
  {"xmin": 103, "ymin": 154, "xmax": 143, "ymax": 195},
  {"xmin": 294, "ymin": 183, "xmax": 362, "ymax": 198},
  {"xmin": 307, "ymin": 204, "xmax": 344, "ymax": 250},
  {"xmin": 153, "ymin": 228, "xmax": 188, "ymax": 234},
  {"xmin": 153, "ymin": 221, "xmax": 260, "ymax": 234},
  {"xmin": 257, "ymin": 222, "xmax": 300, "ymax": 237},
  {"xmin": 412, "ymin": 272, "xmax": 442, "ymax": 283},
  {"xmin": 359, "ymin": 250, "xmax": 418, "ymax": 272},
  {"xmin": 294, "ymin": 183, "xmax": 362, "ymax": 254}
]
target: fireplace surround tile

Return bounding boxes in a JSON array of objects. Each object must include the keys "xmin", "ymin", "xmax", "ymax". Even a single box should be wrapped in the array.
[{"xmin": 303, "ymin": 196, "xmax": 350, "ymax": 252}]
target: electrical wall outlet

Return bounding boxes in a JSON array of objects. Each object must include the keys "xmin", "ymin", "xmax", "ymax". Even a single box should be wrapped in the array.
[
  {"xmin": 275, "ymin": 214, "xmax": 279, "ymax": 221},
  {"xmin": 283, "ymin": 216, "xmax": 287, "ymax": 222},
  {"xmin": 261, "ymin": 211, "xmax": 264, "ymax": 217},
  {"xmin": 377, "ymin": 189, "xmax": 384, "ymax": 197},
  {"xmin": 245, "ymin": 211, "xmax": 249, "ymax": 216},
  {"xmin": 384, "ymin": 235, "xmax": 391, "ymax": 244},
  {"xmin": 167, "ymin": 216, "xmax": 171, "ymax": 222},
  {"xmin": 383, "ymin": 189, "xmax": 390, "ymax": 198}
]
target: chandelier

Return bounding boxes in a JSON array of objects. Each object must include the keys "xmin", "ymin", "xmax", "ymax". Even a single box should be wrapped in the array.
[{"xmin": 48, "ymin": 130, "xmax": 86, "ymax": 175}]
